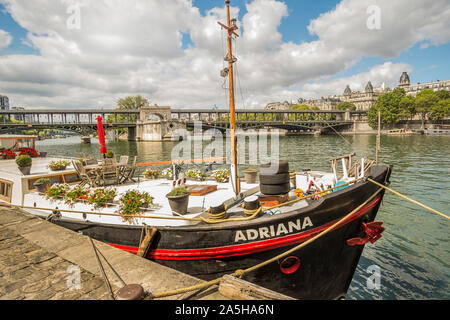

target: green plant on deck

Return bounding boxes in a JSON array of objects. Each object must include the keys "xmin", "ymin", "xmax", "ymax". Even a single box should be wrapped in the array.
[
  {"xmin": 64, "ymin": 185, "xmax": 90, "ymax": 207},
  {"xmin": 44, "ymin": 183, "xmax": 71, "ymax": 200},
  {"xmin": 34, "ymin": 178, "xmax": 51, "ymax": 185},
  {"xmin": 105, "ymin": 150, "xmax": 114, "ymax": 158},
  {"xmin": 117, "ymin": 189, "xmax": 154, "ymax": 223},
  {"xmin": 47, "ymin": 160, "xmax": 71, "ymax": 169},
  {"xmin": 162, "ymin": 167, "xmax": 173, "ymax": 179},
  {"xmin": 210, "ymin": 169, "xmax": 229, "ymax": 183},
  {"xmin": 143, "ymin": 168, "xmax": 160, "ymax": 179},
  {"xmin": 166, "ymin": 186, "xmax": 189, "ymax": 197},
  {"xmin": 186, "ymin": 168, "xmax": 206, "ymax": 181},
  {"xmin": 87, "ymin": 187, "xmax": 117, "ymax": 210},
  {"xmin": 15, "ymin": 154, "xmax": 32, "ymax": 167}
]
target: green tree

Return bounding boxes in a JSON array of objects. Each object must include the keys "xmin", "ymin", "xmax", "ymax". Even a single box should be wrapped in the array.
[
  {"xmin": 117, "ymin": 95, "xmax": 149, "ymax": 111},
  {"xmin": 368, "ymin": 88, "xmax": 406, "ymax": 128},
  {"xmin": 398, "ymin": 95, "xmax": 416, "ymax": 120},
  {"xmin": 414, "ymin": 89, "xmax": 439, "ymax": 129},
  {"xmin": 337, "ymin": 102, "xmax": 356, "ymax": 111},
  {"xmin": 429, "ymin": 99, "xmax": 450, "ymax": 122},
  {"xmin": 435, "ymin": 90, "xmax": 450, "ymax": 100}
]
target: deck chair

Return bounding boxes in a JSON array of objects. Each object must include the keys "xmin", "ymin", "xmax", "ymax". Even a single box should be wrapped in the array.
[
  {"xmin": 120, "ymin": 156, "xmax": 137, "ymax": 183},
  {"xmin": 73, "ymin": 160, "xmax": 97, "ymax": 187},
  {"xmin": 101, "ymin": 161, "xmax": 119, "ymax": 186},
  {"xmin": 84, "ymin": 158, "xmax": 98, "ymax": 166}
]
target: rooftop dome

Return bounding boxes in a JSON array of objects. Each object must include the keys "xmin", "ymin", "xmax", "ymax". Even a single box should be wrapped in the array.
[
  {"xmin": 343, "ymin": 85, "xmax": 352, "ymax": 96},
  {"xmin": 399, "ymin": 72, "xmax": 410, "ymax": 86}
]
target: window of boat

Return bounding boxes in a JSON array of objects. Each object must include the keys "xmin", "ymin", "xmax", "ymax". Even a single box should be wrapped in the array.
[
  {"xmin": 28, "ymin": 173, "xmax": 80, "ymax": 190},
  {"xmin": 0, "ymin": 178, "xmax": 13, "ymax": 202},
  {"xmin": 18, "ymin": 139, "xmax": 33, "ymax": 149},
  {"xmin": 63, "ymin": 173, "xmax": 81, "ymax": 183}
]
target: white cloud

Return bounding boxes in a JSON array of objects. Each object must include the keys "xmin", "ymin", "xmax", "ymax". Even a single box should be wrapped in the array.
[
  {"xmin": 0, "ymin": 29, "xmax": 12, "ymax": 51},
  {"xmin": 0, "ymin": 0, "xmax": 448, "ymax": 110}
]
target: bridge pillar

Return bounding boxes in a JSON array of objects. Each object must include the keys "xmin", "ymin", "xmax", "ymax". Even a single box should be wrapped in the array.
[{"xmin": 127, "ymin": 127, "xmax": 136, "ymax": 141}]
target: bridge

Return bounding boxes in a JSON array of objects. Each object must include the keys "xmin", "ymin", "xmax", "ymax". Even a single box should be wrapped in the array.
[{"xmin": 0, "ymin": 106, "xmax": 366, "ymax": 141}]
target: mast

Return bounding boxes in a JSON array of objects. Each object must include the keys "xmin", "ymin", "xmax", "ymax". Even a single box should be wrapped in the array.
[{"xmin": 218, "ymin": 0, "xmax": 240, "ymax": 194}]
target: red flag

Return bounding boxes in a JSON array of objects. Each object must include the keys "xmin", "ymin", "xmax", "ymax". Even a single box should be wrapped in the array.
[{"xmin": 96, "ymin": 116, "xmax": 107, "ymax": 154}]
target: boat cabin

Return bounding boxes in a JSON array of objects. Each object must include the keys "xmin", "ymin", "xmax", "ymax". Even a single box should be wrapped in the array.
[{"xmin": 0, "ymin": 134, "xmax": 37, "ymax": 152}]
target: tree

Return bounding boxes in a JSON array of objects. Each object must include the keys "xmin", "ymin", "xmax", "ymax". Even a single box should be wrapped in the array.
[
  {"xmin": 337, "ymin": 102, "xmax": 356, "ymax": 111},
  {"xmin": 117, "ymin": 95, "xmax": 149, "ymax": 110},
  {"xmin": 429, "ymin": 99, "xmax": 450, "ymax": 122},
  {"xmin": 435, "ymin": 90, "xmax": 450, "ymax": 100},
  {"xmin": 414, "ymin": 89, "xmax": 439, "ymax": 129},
  {"xmin": 368, "ymin": 88, "xmax": 406, "ymax": 128},
  {"xmin": 398, "ymin": 95, "xmax": 416, "ymax": 120}
]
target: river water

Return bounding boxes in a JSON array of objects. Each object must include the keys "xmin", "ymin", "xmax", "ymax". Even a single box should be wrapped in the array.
[{"xmin": 36, "ymin": 133, "xmax": 450, "ymax": 300}]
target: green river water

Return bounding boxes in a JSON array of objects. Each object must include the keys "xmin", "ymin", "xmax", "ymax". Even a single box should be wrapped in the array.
[{"xmin": 36, "ymin": 134, "xmax": 449, "ymax": 300}]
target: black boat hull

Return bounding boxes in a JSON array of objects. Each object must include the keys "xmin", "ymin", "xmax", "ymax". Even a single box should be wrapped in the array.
[{"xmin": 49, "ymin": 165, "xmax": 392, "ymax": 299}]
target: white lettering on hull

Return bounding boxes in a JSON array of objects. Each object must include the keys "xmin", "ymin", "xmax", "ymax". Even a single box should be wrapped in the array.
[{"xmin": 234, "ymin": 217, "xmax": 314, "ymax": 242}]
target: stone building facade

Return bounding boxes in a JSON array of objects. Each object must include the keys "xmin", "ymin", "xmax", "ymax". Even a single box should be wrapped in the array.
[{"xmin": 266, "ymin": 72, "xmax": 450, "ymax": 111}]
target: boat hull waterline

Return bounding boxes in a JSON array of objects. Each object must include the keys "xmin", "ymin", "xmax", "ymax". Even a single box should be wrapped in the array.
[{"xmin": 40, "ymin": 165, "xmax": 392, "ymax": 300}]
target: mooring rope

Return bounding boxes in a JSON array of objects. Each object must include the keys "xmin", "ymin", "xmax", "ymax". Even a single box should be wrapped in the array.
[{"xmin": 367, "ymin": 178, "xmax": 449, "ymax": 221}]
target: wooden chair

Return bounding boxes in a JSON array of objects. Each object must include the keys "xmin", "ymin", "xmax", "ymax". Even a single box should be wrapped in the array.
[
  {"xmin": 73, "ymin": 160, "xmax": 97, "ymax": 187},
  {"xmin": 101, "ymin": 161, "xmax": 119, "ymax": 186},
  {"xmin": 84, "ymin": 158, "xmax": 98, "ymax": 166},
  {"xmin": 120, "ymin": 156, "xmax": 137, "ymax": 183},
  {"xmin": 118, "ymin": 156, "xmax": 129, "ymax": 166}
]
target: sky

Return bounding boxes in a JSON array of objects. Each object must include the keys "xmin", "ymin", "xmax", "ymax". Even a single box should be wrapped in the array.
[{"xmin": 0, "ymin": 0, "xmax": 449, "ymax": 110}]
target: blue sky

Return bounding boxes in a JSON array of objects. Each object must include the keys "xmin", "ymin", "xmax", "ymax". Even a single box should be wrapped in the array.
[
  {"xmin": 0, "ymin": 0, "xmax": 448, "ymax": 109},
  {"xmin": 190, "ymin": 0, "xmax": 449, "ymax": 85}
]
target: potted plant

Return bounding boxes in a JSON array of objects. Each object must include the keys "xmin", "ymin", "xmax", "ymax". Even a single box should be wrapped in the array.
[
  {"xmin": 16, "ymin": 154, "xmax": 32, "ymax": 175},
  {"xmin": 87, "ymin": 187, "xmax": 117, "ymax": 210},
  {"xmin": 118, "ymin": 190, "xmax": 154, "ymax": 223},
  {"xmin": 19, "ymin": 147, "xmax": 40, "ymax": 158},
  {"xmin": 105, "ymin": 150, "xmax": 114, "ymax": 159},
  {"xmin": 34, "ymin": 178, "xmax": 52, "ymax": 193},
  {"xmin": 1, "ymin": 149, "xmax": 16, "ymax": 160},
  {"xmin": 244, "ymin": 168, "xmax": 258, "ymax": 184},
  {"xmin": 63, "ymin": 185, "xmax": 90, "ymax": 207},
  {"xmin": 166, "ymin": 186, "xmax": 190, "ymax": 215},
  {"xmin": 210, "ymin": 169, "xmax": 230, "ymax": 183},
  {"xmin": 44, "ymin": 183, "xmax": 71, "ymax": 201},
  {"xmin": 162, "ymin": 167, "xmax": 173, "ymax": 180},
  {"xmin": 186, "ymin": 169, "xmax": 206, "ymax": 181},
  {"xmin": 48, "ymin": 160, "xmax": 71, "ymax": 171},
  {"xmin": 143, "ymin": 168, "xmax": 160, "ymax": 180}
]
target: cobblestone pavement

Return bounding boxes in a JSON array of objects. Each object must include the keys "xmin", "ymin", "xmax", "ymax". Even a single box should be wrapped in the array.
[
  {"xmin": 0, "ymin": 225, "xmax": 118, "ymax": 300},
  {"xmin": 0, "ymin": 207, "xmax": 224, "ymax": 300}
]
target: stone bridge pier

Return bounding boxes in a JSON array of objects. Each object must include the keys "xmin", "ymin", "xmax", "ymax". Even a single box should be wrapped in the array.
[{"xmin": 135, "ymin": 105, "xmax": 187, "ymax": 141}]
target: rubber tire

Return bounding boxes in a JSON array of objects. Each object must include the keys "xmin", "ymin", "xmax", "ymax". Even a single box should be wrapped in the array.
[
  {"xmin": 260, "ymin": 161, "xmax": 289, "ymax": 175},
  {"xmin": 259, "ymin": 172, "xmax": 290, "ymax": 185},
  {"xmin": 260, "ymin": 182, "xmax": 290, "ymax": 195}
]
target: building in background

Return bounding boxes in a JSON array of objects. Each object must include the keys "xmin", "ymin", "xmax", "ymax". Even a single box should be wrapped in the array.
[
  {"xmin": 0, "ymin": 95, "xmax": 10, "ymax": 110},
  {"xmin": 266, "ymin": 72, "xmax": 450, "ymax": 111}
]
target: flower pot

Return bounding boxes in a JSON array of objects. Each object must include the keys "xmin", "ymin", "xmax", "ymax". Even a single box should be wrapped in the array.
[
  {"xmin": 18, "ymin": 166, "xmax": 31, "ymax": 175},
  {"xmin": 166, "ymin": 193, "xmax": 189, "ymax": 215},
  {"xmin": 244, "ymin": 169, "xmax": 258, "ymax": 184},
  {"xmin": 50, "ymin": 166, "xmax": 66, "ymax": 171}
]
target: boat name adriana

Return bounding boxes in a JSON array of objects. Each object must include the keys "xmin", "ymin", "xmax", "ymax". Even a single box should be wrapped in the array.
[{"xmin": 234, "ymin": 217, "xmax": 313, "ymax": 242}]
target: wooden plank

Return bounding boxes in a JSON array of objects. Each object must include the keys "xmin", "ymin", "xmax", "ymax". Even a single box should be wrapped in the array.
[
  {"xmin": 185, "ymin": 184, "xmax": 218, "ymax": 196},
  {"xmin": 136, "ymin": 227, "xmax": 157, "ymax": 258},
  {"xmin": 219, "ymin": 275, "xmax": 296, "ymax": 300}
]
